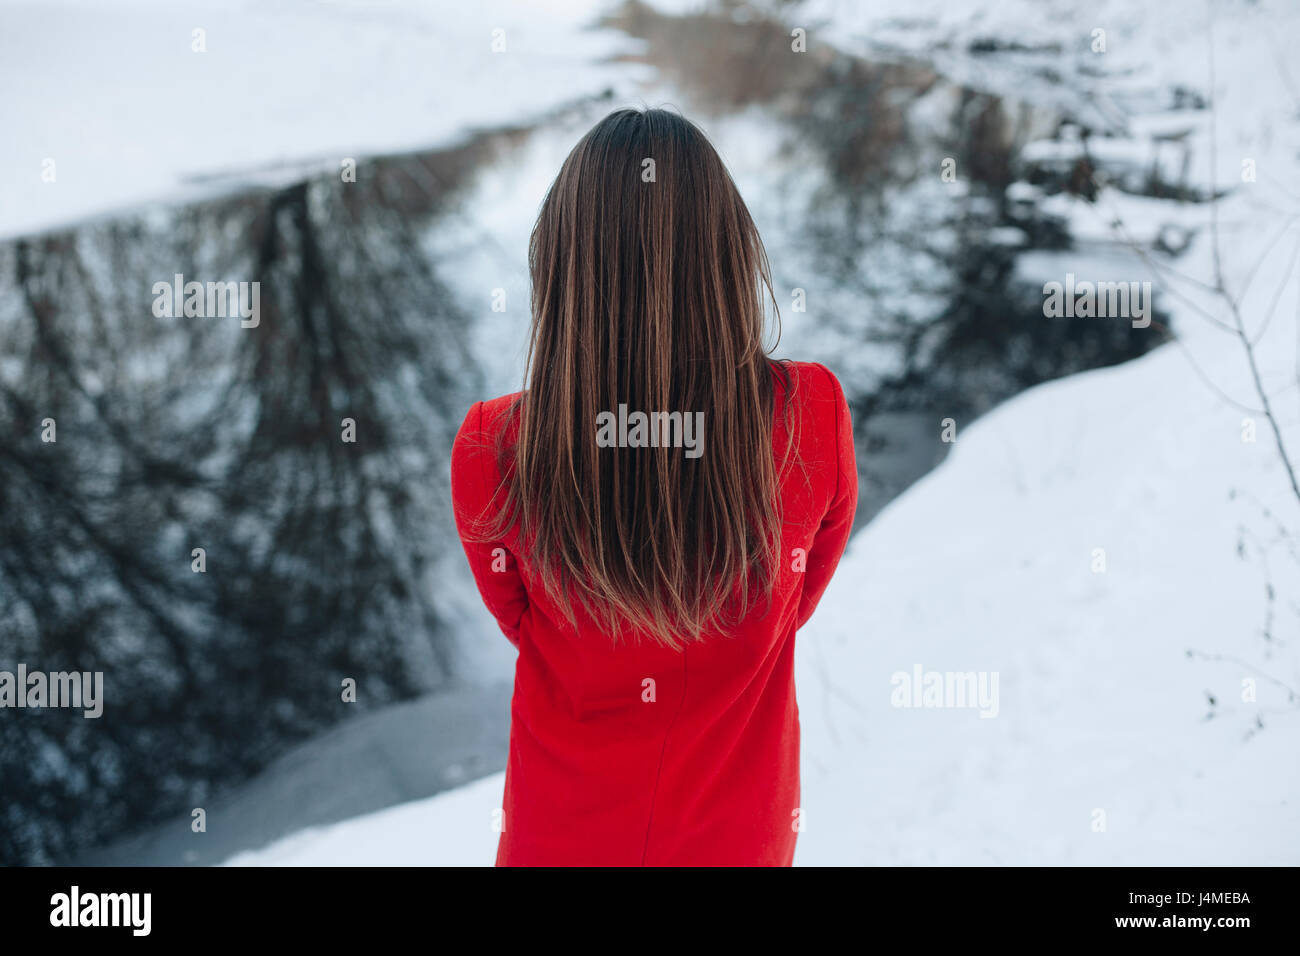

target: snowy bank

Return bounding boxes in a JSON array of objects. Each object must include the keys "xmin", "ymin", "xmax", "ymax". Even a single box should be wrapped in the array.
[{"xmin": 0, "ymin": 0, "xmax": 645, "ymax": 239}]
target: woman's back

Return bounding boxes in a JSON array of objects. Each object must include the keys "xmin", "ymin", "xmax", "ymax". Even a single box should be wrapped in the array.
[{"xmin": 451, "ymin": 357, "xmax": 856, "ymax": 865}]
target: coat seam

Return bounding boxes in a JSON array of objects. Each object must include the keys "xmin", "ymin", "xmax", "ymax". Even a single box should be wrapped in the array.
[{"xmin": 816, "ymin": 362, "xmax": 841, "ymax": 504}]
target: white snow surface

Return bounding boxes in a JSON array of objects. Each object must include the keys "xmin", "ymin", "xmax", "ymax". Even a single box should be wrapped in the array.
[{"xmin": 0, "ymin": 0, "xmax": 645, "ymax": 239}]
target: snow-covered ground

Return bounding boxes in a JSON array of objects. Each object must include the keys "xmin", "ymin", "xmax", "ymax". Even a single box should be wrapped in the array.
[
  {"xmin": 223, "ymin": 772, "xmax": 503, "ymax": 866},
  {"xmin": 221, "ymin": 0, "xmax": 1300, "ymax": 866},
  {"xmin": 0, "ymin": 0, "xmax": 647, "ymax": 239}
]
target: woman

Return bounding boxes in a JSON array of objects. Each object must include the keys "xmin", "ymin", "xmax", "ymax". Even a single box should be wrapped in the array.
[{"xmin": 451, "ymin": 107, "xmax": 857, "ymax": 866}]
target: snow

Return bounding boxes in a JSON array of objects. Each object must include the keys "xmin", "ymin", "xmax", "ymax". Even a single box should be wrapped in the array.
[
  {"xmin": 0, "ymin": 0, "xmax": 647, "ymax": 240},
  {"xmin": 222, "ymin": 772, "xmax": 504, "ymax": 866},
  {"xmin": 795, "ymin": 347, "xmax": 1299, "ymax": 865},
  {"xmin": 791, "ymin": 0, "xmax": 1300, "ymax": 863},
  {"xmin": 217, "ymin": 0, "xmax": 1300, "ymax": 867}
]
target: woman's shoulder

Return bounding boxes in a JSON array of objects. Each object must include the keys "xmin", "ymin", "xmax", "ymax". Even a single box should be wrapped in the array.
[
  {"xmin": 770, "ymin": 358, "xmax": 848, "ymax": 406},
  {"xmin": 769, "ymin": 359, "xmax": 852, "ymax": 470},
  {"xmin": 451, "ymin": 392, "xmax": 523, "ymax": 493},
  {"xmin": 454, "ymin": 391, "xmax": 524, "ymax": 442}
]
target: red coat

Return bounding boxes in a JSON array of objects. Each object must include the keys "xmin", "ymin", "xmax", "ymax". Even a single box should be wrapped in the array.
[{"xmin": 451, "ymin": 360, "xmax": 857, "ymax": 865}]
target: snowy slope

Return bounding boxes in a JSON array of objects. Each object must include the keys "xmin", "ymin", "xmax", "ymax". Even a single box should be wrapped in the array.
[
  {"xmin": 793, "ymin": 370, "xmax": 1300, "ymax": 865},
  {"xmin": 0, "ymin": 0, "xmax": 645, "ymax": 239},
  {"xmin": 222, "ymin": 772, "xmax": 505, "ymax": 866}
]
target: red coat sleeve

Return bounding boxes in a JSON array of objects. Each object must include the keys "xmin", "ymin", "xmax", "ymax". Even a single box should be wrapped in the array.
[
  {"xmin": 796, "ymin": 364, "xmax": 858, "ymax": 630},
  {"xmin": 450, "ymin": 401, "xmax": 530, "ymax": 648}
]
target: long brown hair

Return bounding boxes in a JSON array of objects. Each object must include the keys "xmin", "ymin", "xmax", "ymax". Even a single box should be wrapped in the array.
[{"xmin": 484, "ymin": 107, "xmax": 794, "ymax": 647}]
